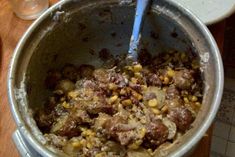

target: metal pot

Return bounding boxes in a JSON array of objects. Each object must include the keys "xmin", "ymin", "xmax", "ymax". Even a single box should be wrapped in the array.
[{"xmin": 8, "ymin": 0, "xmax": 224, "ymax": 156}]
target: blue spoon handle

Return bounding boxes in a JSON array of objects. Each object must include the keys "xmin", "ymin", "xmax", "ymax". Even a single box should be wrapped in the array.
[{"xmin": 128, "ymin": 0, "xmax": 151, "ymax": 61}]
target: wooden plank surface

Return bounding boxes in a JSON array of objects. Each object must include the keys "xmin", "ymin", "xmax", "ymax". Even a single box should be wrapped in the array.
[
  {"xmin": 0, "ymin": 0, "xmax": 225, "ymax": 156},
  {"xmin": 0, "ymin": 1, "xmax": 58, "ymax": 157},
  {"xmin": 0, "ymin": 1, "xmax": 31, "ymax": 157}
]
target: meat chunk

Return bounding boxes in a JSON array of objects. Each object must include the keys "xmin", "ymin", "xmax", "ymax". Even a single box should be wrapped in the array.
[
  {"xmin": 74, "ymin": 86, "xmax": 112, "ymax": 114},
  {"xmin": 128, "ymin": 83, "xmax": 142, "ymax": 93},
  {"xmin": 51, "ymin": 110, "xmax": 90, "ymax": 138},
  {"xmin": 93, "ymin": 68, "xmax": 110, "ymax": 83},
  {"xmin": 87, "ymin": 102, "xmax": 114, "ymax": 115},
  {"xmin": 110, "ymin": 73, "xmax": 128, "ymax": 88},
  {"xmin": 88, "ymin": 96, "xmax": 113, "ymax": 114},
  {"xmin": 146, "ymin": 74, "xmax": 162, "ymax": 86},
  {"xmin": 165, "ymin": 98, "xmax": 182, "ymax": 109},
  {"xmin": 95, "ymin": 113, "xmax": 139, "ymax": 146},
  {"xmin": 35, "ymin": 110, "xmax": 54, "ymax": 132},
  {"xmin": 51, "ymin": 115, "xmax": 81, "ymax": 138},
  {"xmin": 145, "ymin": 120, "xmax": 169, "ymax": 146},
  {"xmin": 166, "ymin": 85, "xmax": 180, "ymax": 99},
  {"xmin": 173, "ymin": 69, "xmax": 194, "ymax": 90},
  {"xmin": 76, "ymin": 94, "xmax": 114, "ymax": 115},
  {"xmin": 103, "ymin": 115, "xmax": 127, "ymax": 136},
  {"xmin": 74, "ymin": 110, "xmax": 92, "ymax": 124},
  {"xmin": 165, "ymin": 86, "xmax": 182, "ymax": 109},
  {"xmin": 82, "ymin": 80, "xmax": 98, "ymax": 90},
  {"xmin": 116, "ymin": 131, "xmax": 135, "ymax": 145},
  {"xmin": 167, "ymin": 107, "xmax": 194, "ymax": 131},
  {"xmin": 78, "ymin": 64, "xmax": 95, "ymax": 78},
  {"xmin": 62, "ymin": 64, "xmax": 78, "ymax": 81},
  {"xmin": 75, "ymin": 79, "xmax": 98, "ymax": 92},
  {"xmin": 102, "ymin": 116, "xmax": 143, "ymax": 146}
]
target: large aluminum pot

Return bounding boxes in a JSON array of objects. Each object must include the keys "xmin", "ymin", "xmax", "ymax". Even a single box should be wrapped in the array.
[{"xmin": 8, "ymin": 0, "xmax": 224, "ymax": 156}]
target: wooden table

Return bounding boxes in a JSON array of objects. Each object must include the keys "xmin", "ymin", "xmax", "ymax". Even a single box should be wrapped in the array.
[{"xmin": 0, "ymin": 0, "xmax": 225, "ymax": 156}]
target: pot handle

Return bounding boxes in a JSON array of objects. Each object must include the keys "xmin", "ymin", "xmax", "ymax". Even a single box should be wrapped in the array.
[{"xmin": 13, "ymin": 129, "xmax": 42, "ymax": 157}]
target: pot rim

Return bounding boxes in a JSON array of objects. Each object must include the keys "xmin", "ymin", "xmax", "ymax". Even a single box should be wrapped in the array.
[{"xmin": 7, "ymin": 0, "xmax": 224, "ymax": 156}]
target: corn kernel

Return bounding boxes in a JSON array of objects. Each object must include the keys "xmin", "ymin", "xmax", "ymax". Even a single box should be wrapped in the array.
[
  {"xmin": 137, "ymin": 94, "xmax": 143, "ymax": 101},
  {"xmin": 128, "ymin": 143, "xmax": 138, "ymax": 150},
  {"xmin": 132, "ymin": 105, "xmax": 137, "ymax": 111},
  {"xmin": 159, "ymin": 75, "xmax": 164, "ymax": 81},
  {"xmin": 195, "ymin": 102, "xmax": 201, "ymax": 107},
  {"xmin": 129, "ymin": 114, "xmax": 134, "ymax": 119},
  {"xmin": 152, "ymin": 108, "xmax": 161, "ymax": 115},
  {"xmin": 72, "ymin": 139, "xmax": 86, "ymax": 148},
  {"xmin": 147, "ymin": 148, "xmax": 153, "ymax": 154},
  {"xmin": 79, "ymin": 139, "xmax": 86, "ymax": 146},
  {"xmin": 132, "ymin": 90, "xmax": 143, "ymax": 100},
  {"xmin": 62, "ymin": 101, "xmax": 70, "ymax": 108},
  {"xmin": 128, "ymin": 140, "xmax": 142, "ymax": 150},
  {"xmin": 120, "ymin": 88, "xmax": 126, "ymax": 95},
  {"xmin": 113, "ymin": 91, "xmax": 119, "ymax": 96},
  {"xmin": 161, "ymin": 105, "xmax": 168, "ymax": 113},
  {"xmin": 72, "ymin": 141, "xmax": 82, "ymax": 148},
  {"xmin": 80, "ymin": 127, "xmax": 86, "ymax": 132},
  {"xmin": 86, "ymin": 142, "xmax": 92, "ymax": 149},
  {"xmin": 139, "ymin": 128, "xmax": 146, "ymax": 138},
  {"xmin": 181, "ymin": 90, "xmax": 188, "ymax": 95},
  {"xmin": 140, "ymin": 118, "xmax": 147, "ymax": 124},
  {"xmin": 148, "ymin": 99, "xmax": 158, "ymax": 107},
  {"xmin": 133, "ymin": 64, "xmax": 143, "ymax": 72},
  {"xmin": 167, "ymin": 69, "xmax": 175, "ymax": 77},
  {"xmin": 68, "ymin": 91, "xmax": 79, "ymax": 99},
  {"xmin": 134, "ymin": 72, "xmax": 142, "ymax": 78},
  {"xmin": 95, "ymin": 152, "xmax": 106, "ymax": 157},
  {"xmin": 108, "ymin": 83, "xmax": 117, "ymax": 90},
  {"xmin": 54, "ymin": 89, "xmax": 64, "ymax": 95},
  {"xmin": 184, "ymin": 97, "xmax": 189, "ymax": 103},
  {"xmin": 125, "ymin": 66, "xmax": 133, "ymax": 71},
  {"xmin": 162, "ymin": 87, "xmax": 167, "ymax": 92},
  {"xmin": 60, "ymin": 97, "xmax": 65, "ymax": 102},
  {"xmin": 191, "ymin": 96, "xmax": 198, "ymax": 102},
  {"xmin": 122, "ymin": 99, "xmax": 132, "ymax": 106},
  {"xmin": 141, "ymin": 85, "xmax": 148, "ymax": 91},
  {"xmin": 131, "ymin": 77, "xmax": 138, "ymax": 84},
  {"xmin": 93, "ymin": 96, "xmax": 99, "ymax": 101},
  {"xmin": 109, "ymin": 95, "xmax": 118, "ymax": 104},
  {"xmin": 163, "ymin": 76, "xmax": 170, "ymax": 84},
  {"xmin": 82, "ymin": 129, "xmax": 96, "ymax": 137}
]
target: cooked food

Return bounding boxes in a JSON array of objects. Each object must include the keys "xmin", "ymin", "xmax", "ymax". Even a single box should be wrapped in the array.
[{"xmin": 35, "ymin": 50, "xmax": 202, "ymax": 157}]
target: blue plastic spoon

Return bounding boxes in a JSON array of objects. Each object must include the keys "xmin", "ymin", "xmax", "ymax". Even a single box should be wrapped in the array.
[{"xmin": 127, "ymin": 0, "xmax": 151, "ymax": 62}]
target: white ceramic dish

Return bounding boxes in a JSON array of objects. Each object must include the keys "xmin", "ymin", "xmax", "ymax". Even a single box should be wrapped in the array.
[{"xmin": 175, "ymin": 0, "xmax": 235, "ymax": 25}]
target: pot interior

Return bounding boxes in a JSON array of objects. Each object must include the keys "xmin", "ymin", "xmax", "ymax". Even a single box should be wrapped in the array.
[{"xmin": 12, "ymin": 0, "xmax": 220, "ymax": 156}]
